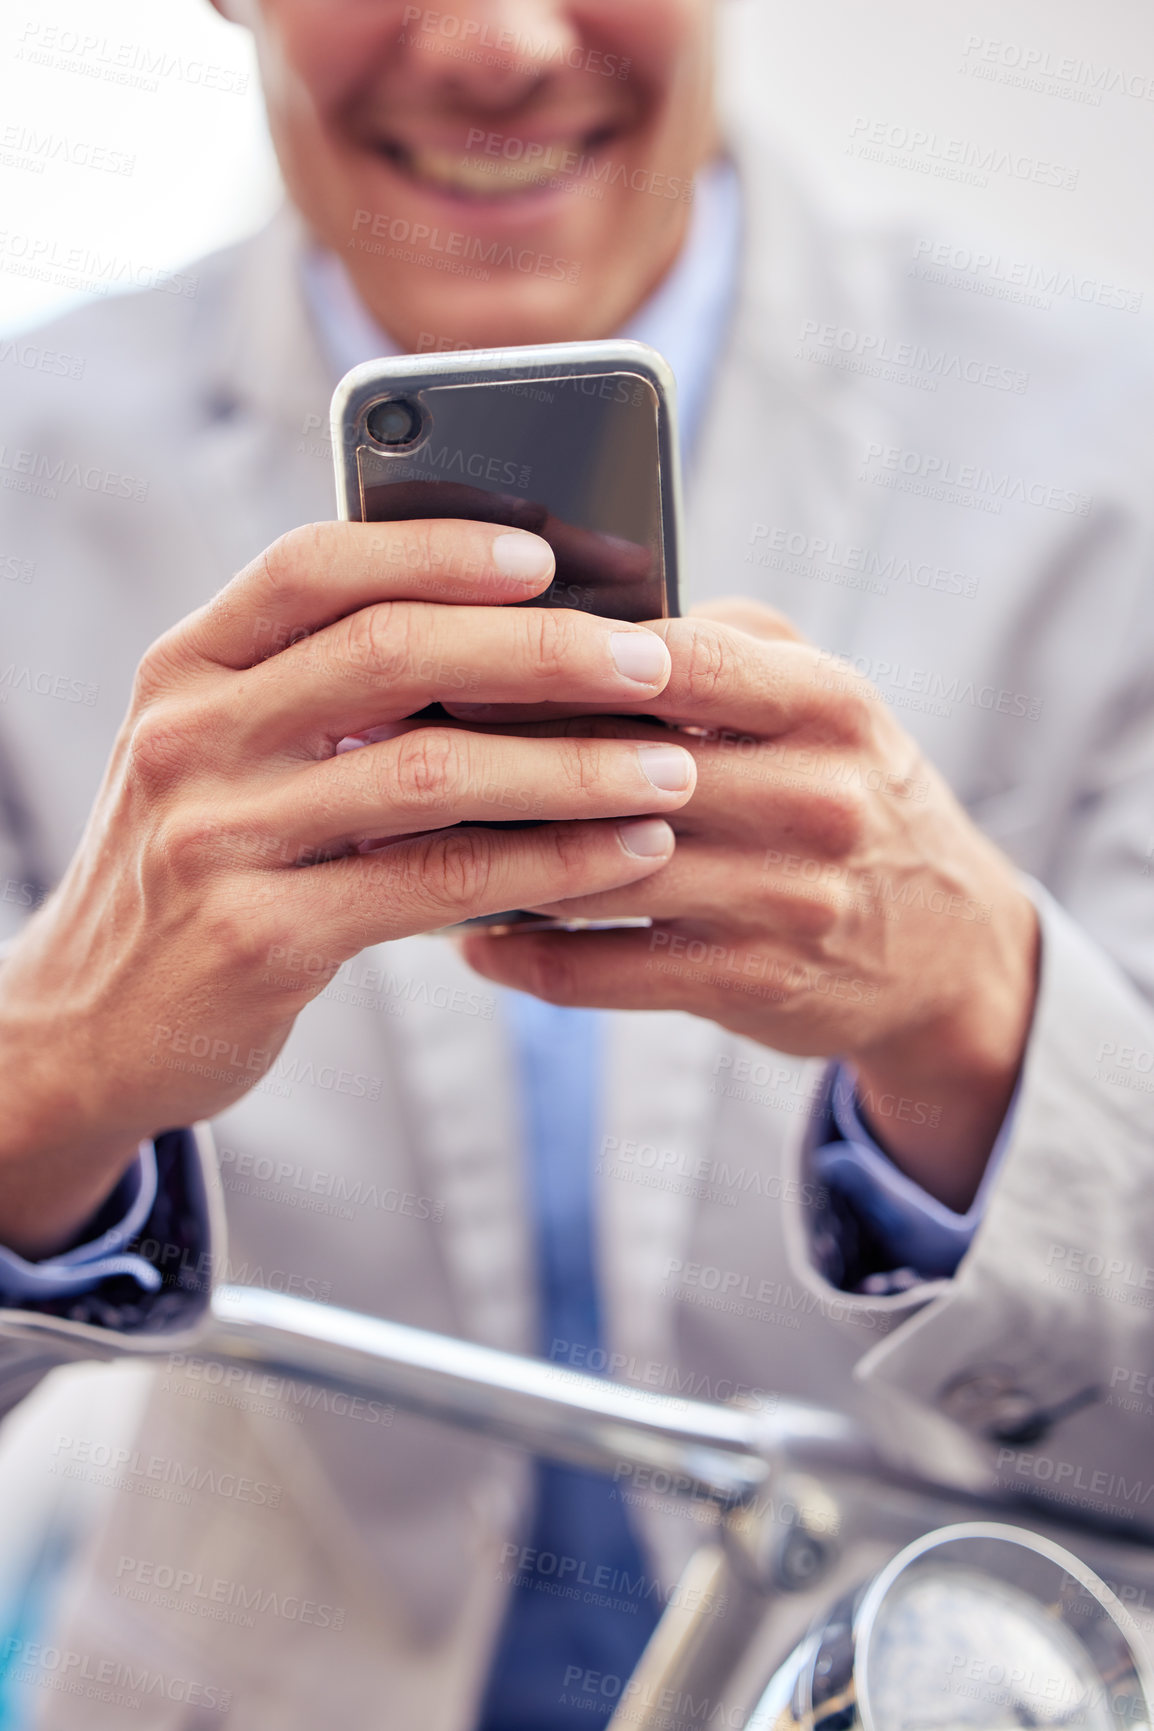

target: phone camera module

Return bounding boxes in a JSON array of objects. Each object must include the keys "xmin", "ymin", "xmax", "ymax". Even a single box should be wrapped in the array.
[{"xmin": 365, "ymin": 397, "xmax": 424, "ymax": 449}]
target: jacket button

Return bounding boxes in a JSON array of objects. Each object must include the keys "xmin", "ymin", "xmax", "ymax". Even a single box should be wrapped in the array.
[{"xmin": 938, "ymin": 1367, "xmax": 1051, "ymax": 1445}]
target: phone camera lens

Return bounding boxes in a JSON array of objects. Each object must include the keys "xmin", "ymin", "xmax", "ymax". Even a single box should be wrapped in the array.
[{"xmin": 365, "ymin": 398, "xmax": 423, "ymax": 448}]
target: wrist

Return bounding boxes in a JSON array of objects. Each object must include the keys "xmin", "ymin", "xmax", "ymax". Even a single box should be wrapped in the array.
[
  {"xmin": 851, "ymin": 891, "xmax": 1039, "ymax": 1210},
  {"xmin": 0, "ymin": 983, "xmax": 148, "ymax": 1259}
]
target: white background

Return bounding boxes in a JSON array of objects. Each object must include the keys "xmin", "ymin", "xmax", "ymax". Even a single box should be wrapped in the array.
[{"xmin": 0, "ymin": 0, "xmax": 1152, "ymax": 334}]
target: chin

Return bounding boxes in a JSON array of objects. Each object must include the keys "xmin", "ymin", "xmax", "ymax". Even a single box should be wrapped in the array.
[{"xmin": 351, "ymin": 269, "xmax": 622, "ymax": 354}]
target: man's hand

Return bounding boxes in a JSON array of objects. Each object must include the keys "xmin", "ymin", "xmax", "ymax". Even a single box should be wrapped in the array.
[
  {"xmin": 457, "ymin": 600, "xmax": 1040, "ymax": 1212},
  {"xmin": 0, "ymin": 521, "xmax": 698, "ymax": 1256}
]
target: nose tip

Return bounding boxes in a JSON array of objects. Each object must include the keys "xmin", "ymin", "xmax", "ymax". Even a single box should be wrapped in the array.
[{"xmin": 398, "ymin": 1, "xmax": 584, "ymax": 102}]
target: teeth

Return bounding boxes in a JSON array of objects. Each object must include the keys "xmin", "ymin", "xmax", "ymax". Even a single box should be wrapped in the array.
[{"xmin": 405, "ymin": 141, "xmax": 586, "ymax": 198}]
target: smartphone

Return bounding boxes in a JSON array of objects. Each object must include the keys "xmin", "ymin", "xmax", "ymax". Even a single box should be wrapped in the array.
[
  {"xmin": 330, "ymin": 340, "xmax": 682, "ymax": 932},
  {"xmin": 331, "ymin": 338, "xmax": 681, "ymax": 620}
]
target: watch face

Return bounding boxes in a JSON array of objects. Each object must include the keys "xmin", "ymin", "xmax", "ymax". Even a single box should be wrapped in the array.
[{"xmin": 864, "ymin": 1564, "xmax": 1113, "ymax": 1730}]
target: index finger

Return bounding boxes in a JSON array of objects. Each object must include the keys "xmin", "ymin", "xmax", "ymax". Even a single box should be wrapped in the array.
[
  {"xmin": 643, "ymin": 617, "xmax": 837, "ymax": 735},
  {"xmin": 444, "ymin": 618, "xmax": 842, "ymax": 738},
  {"xmin": 163, "ymin": 518, "xmax": 557, "ymax": 676}
]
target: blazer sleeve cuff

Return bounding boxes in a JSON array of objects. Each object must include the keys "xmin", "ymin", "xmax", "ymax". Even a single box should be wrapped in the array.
[
  {"xmin": 790, "ymin": 879, "xmax": 1154, "ymax": 1471},
  {"xmin": 0, "ymin": 1122, "xmax": 220, "ymax": 1424}
]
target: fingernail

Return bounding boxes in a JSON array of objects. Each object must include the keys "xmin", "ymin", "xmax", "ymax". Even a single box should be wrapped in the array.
[
  {"xmin": 492, "ymin": 532, "xmax": 554, "ymax": 583},
  {"xmin": 637, "ymin": 744, "xmax": 693, "ymax": 792},
  {"xmin": 610, "ymin": 631, "xmax": 670, "ymax": 686},
  {"xmin": 617, "ymin": 818, "xmax": 674, "ymax": 859}
]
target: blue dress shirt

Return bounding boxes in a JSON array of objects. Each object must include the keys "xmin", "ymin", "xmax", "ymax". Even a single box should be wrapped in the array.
[{"xmin": 0, "ymin": 1140, "xmax": 160, "ymax": 1298}]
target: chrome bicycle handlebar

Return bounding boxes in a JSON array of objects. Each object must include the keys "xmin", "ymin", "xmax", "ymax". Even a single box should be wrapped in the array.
[
  {"xmin": 205, "ymin": 1283, "xmax": 869, "ymax": 1506},
  {"xmin": 194, "ymin": 1285, "xmax": 1154, "ymax": 1730}
]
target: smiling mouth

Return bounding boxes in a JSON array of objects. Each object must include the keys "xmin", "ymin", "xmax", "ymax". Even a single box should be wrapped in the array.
[{"xmin": 376, "ymin": 128, "xmax": 618, "ymax": 200}]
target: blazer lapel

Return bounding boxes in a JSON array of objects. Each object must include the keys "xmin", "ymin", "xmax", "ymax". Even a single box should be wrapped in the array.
[
  {"xmin": 384, "ymin": 937, "xmax": 540, "ymax": 1358},
  {"xmin": 597, "ymin": 1009, "xmax": 727, "ymax": 1384},
  {"xmin": 686, "ymin": 124, "xmax": 903, "ymax": 651},
  {"xmin": 179, "ymin": 205, "xmax": 341, "ymax": 571}
]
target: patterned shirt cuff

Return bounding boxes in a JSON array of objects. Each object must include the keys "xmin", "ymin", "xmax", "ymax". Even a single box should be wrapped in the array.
[
  {"xmin": 0, "ymin": 1141, "xmax": 163, "ymax": 1299},
  {"xmin": 811, "ymin": 1063, "xmax": 1015, "ymax": 1293}
]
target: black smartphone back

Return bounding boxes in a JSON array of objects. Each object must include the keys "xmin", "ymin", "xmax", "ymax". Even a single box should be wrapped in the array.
[{"xmin": 330, "ymin": 339, "xmax": 682, "ymax": 623}]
